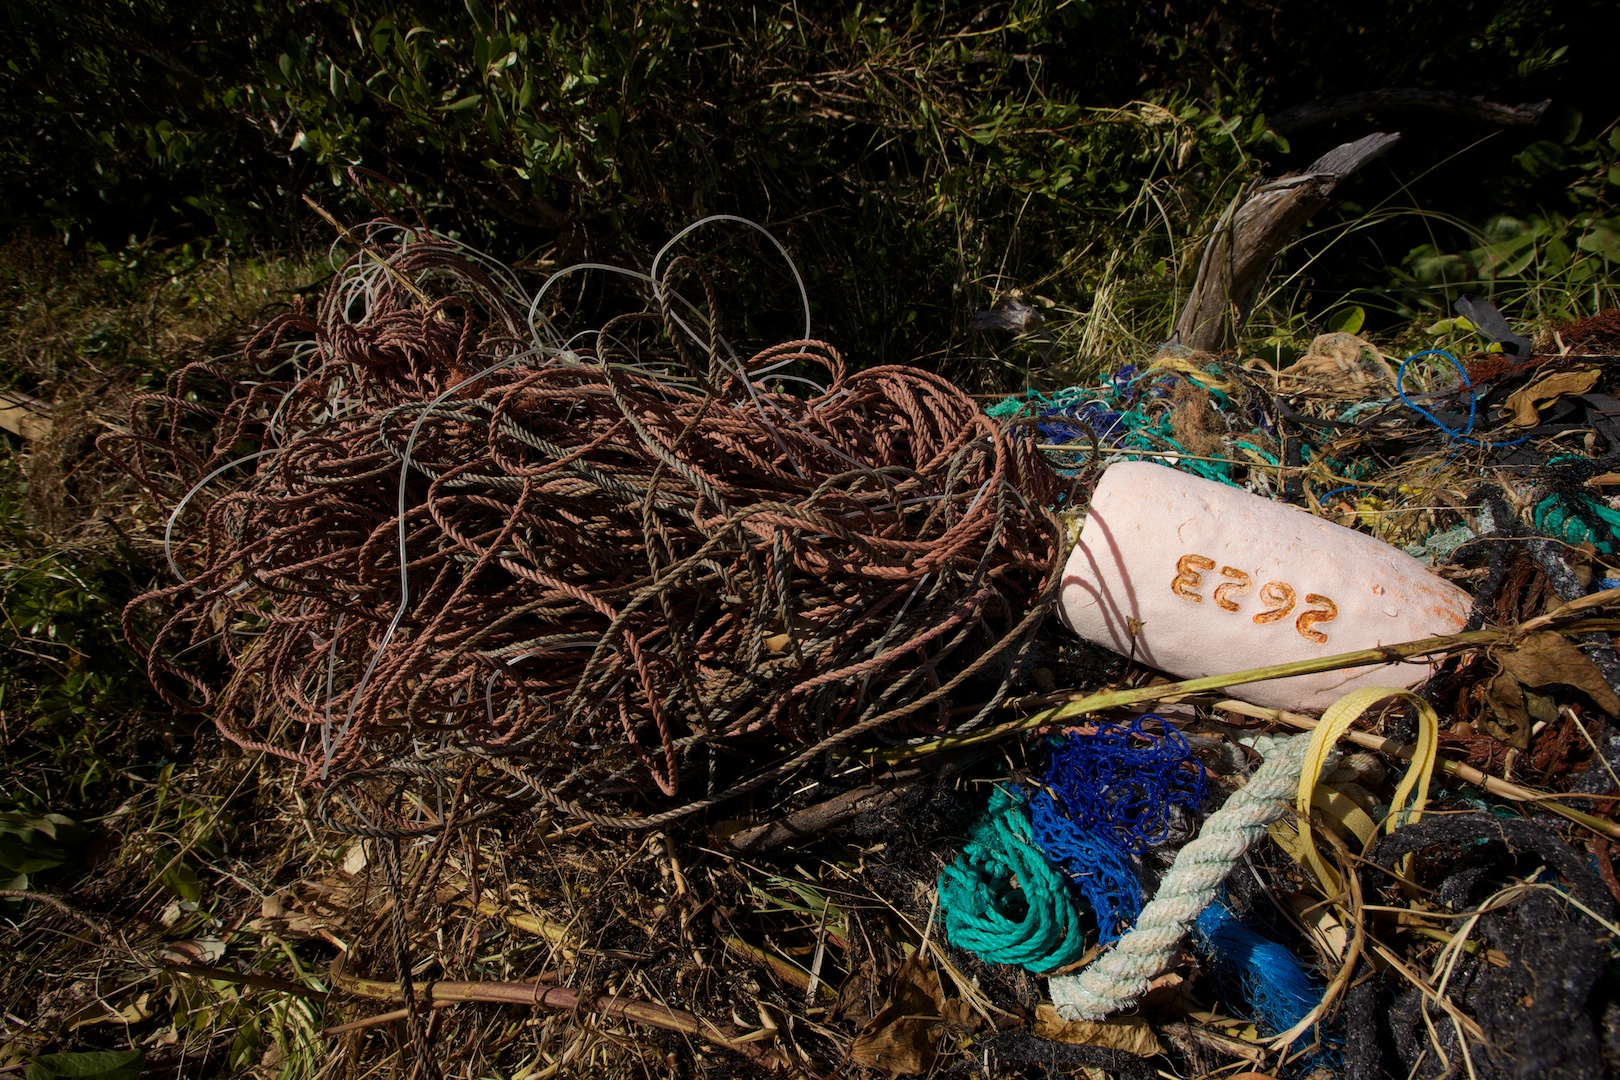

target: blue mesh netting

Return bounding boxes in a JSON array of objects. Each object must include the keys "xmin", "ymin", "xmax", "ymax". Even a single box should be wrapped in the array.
[
  {"xmin": 1025, "ymin": 716, "xmax": 1206, "ymax": 944},
  {"xmin": 1026, "ymin": 788, "xmax": 1141, "ymax": 943},
  {"xmin": 1194, "ymin": 898, "xmax": 1321, "ymax": 1038},
  {"xmin": 1037, "ymin": 715, "xmax": 1206, "ymax": 855}
]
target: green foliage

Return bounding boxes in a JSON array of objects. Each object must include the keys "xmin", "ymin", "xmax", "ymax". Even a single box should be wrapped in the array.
[
  {"xmin": 0, "ymin": 479, "xmax": 165, "ymax": 805},
  {"xmin": 1326, "ymin": 305, "xmax": 1367, "ymax": 335},
  {"xmin": 0, "ymin": 0, "xmax": 1386, "ymax": 374},
  {"xmin": 4, "ymin": 0, "xmax": 1615, "ymax": 371},
  {"xmin": 0, "ymin": 810, "xmax": 86, "ymax": 892},
  {"xmin": 1369, "ymin": 119, "xmax": 1620, "ymax": 326},
  {"xmin": 25, "ymin": 1051, "xmax": 144, "ymax": 1080}
]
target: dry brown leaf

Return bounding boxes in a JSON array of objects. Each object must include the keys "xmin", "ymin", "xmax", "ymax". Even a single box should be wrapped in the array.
[
  {"xmin": 341, "ymin": 840, "xmax": 368, "ymax": 875},
  {"xmin": 157, "ymin": 937, "xmax": 226, "ymax": 965},
  {"xmin": 1034, "ymin": 1004, "xmax": 1165, "ymax": 1057},
  {"xmin": 1137, "ymin": 972, "xmax": 1187, "ymax": 1014},
  {"xmin": 1504, "ymin": 368, "xmax": 1601, "ymax": 427},
  {"xmin": 849, "ymin": 953, "xmax": 968, "ymax": 1077},
  {"xmin": 1482, "ymin": 670, "xmax": 1532, "ymax": 749},
  {"xmin": 1285, "ymin": 890, "xmax": 1348, "ymax": 963},
  {"xmin": 1499, "ymin": 630, "xmax": 1620, "ymax": 715}
]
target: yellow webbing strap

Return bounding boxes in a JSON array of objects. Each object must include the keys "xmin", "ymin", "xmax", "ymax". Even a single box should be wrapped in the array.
[{"xmin": 1295, "ymin": 686, "xmax": 1439, "ymax": 895}]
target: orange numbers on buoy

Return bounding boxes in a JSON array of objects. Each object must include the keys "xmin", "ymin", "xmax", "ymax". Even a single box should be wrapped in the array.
[
  {"xmin": 1252, "ymin": 580, "xmax": 1296, "ymax": 624},
  {"xmin": 1295, "ymin": 594, "xmax": 1339, "ymax": 644},
  {"xmin": 1171, "ymin": 554, "xmax": 1216, "ymax": 601},
  {"xmin": 1171, "ymin": 554, "xmax": 1338, "ymax": 644},
  {"xmin": 1213, "ymin": 567, "xmax": 1252, "ymax": 611}
]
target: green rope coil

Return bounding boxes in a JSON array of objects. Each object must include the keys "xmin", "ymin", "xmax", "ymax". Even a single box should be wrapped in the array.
[{"xmin": 937, "ymin": 786, "xmax": 1089, "ymax": 973}]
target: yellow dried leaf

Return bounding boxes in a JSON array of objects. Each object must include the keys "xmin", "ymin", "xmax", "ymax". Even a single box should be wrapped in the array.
[
  {"xmin": 1503, "ymin": 368, "xmax": 1601, "ymax": 428},
  {"xmin": 1034, "ymin": 1004, "xmax": 1165, "ymax": 1057}
]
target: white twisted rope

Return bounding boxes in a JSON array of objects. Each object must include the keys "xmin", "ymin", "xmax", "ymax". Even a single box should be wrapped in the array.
[{"xmin": 1049, "ymin": 731, "xmax": 1336, "ymax": 1020}]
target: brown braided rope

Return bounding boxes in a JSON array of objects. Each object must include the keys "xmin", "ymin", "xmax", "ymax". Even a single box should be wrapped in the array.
[{"xmin": 104, "ymin": 226, "xmax": 1067, "ymax": 823}]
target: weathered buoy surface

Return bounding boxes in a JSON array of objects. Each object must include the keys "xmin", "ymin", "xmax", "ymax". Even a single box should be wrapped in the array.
[{"xmin": 1058, "ymin": 461, "xmax": 1471, "ymax": 712}]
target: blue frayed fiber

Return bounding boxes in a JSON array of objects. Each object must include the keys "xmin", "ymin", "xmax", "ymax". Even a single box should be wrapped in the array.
[
  {"xmin": 937, "ymin": 786, "xmax": 1090, "ymax": 973},
  {"xmin": 1027, "ymin": 788, "xmax": 1141, "ymax": 943},
  {"xmin": 1040, "ymin": 716, "xmax": 1206, "ymax": 855},
  {"xmin": 1193, "ymin": 899, "xmax": 1320, "ymax": 1037}
]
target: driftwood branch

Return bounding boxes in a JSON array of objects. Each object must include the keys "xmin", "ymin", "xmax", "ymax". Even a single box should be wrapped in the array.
[
  {"xmin": 725, "ymin": 765, "xmax": 930, "ymax": 853},
  {"xmin": 1173, "ymin": 132, "xmax": 1400, "ymax": 352},
  {"xmin": 0, "ymin": 391, "xmax": 51, "ymax": 441},
  {"xmin": 1270, "ymin": 89, "xmax": 1550, "ymax": 135},
  {"xmin": 333, "ymin": 971, "xmax": 783, "ymax": 1067}
]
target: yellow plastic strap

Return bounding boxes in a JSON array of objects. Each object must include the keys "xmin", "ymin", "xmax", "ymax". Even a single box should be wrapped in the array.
[
  {"xmin": 1268, "ymin": 786, "xmax": 1378, "ymax": 870},
  {"xmin": 1295, "ymin": 686, "xmax": 1439, "ymax": 895},
  {"xmin": 1312, "ymin": 787, "xmax": 1379, "ymax": 849}
]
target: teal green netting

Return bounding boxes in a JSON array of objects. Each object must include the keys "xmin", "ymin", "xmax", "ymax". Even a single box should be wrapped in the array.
[
  {"xmin": 987, "ymin": 364, "xmax": 1377, "ymax": 495},
  {"xmin": 1532, "ymin": 491, "xmax": 1620, "ymax": 554}
]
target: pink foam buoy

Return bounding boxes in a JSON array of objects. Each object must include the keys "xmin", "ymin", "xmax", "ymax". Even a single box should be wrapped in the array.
[{"xmin": 1058, "ymin": 461, "xmax": 1472, "ymax": 712}]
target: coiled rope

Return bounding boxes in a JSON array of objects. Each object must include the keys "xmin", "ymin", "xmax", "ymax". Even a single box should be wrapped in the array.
[
  {"xmin": 938, "ymin": 786, "xmax": 1090, "ymax": 972},
  {"xmin": 1049, "ymin": 732, "xmax": 1332, "ymax": 1020},
  {"xmin": 106, "ymin": 220, "xmax": 1066, "ymax": 824}
]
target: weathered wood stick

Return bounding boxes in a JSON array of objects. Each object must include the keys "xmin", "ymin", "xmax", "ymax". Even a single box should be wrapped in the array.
[
  {"xmin": 725, "ymin": 765, "xmax": 929, "ymax": 853},
  {"xmin": 1270, "ymin": 90, "xmax": 1549, "ymax": 135},
  {"xmin": 1174, "ymin": 132, "xmax": 1400, "ymax": 352},
  {"xmin": 332, "ymin": 971, "xmax": 783, "ymax": 1066}
]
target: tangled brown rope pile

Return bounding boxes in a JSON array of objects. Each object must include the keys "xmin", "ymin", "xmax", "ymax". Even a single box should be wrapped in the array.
[{"xmin": 105, "ymin": 225, "xmax": 1067, "ymax": 825}]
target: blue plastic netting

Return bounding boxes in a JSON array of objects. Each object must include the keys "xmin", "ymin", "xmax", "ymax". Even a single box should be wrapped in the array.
[{"xmin": 1037, "ymin": 715, "xmax": 1206, "ymax": 854}]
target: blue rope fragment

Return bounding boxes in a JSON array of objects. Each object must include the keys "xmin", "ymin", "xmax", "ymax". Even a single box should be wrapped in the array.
[
  {"xmin": 1194, "ymin": 898, "xmax": 1320, "ymax": 1038},
  {"xmin": 1395, "ymin": 348, "xmax": 1530, "ymax": 450}
]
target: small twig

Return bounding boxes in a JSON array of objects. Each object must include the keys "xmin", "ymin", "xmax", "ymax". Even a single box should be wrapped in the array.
[
  {"xmin": 721, "ymin": 935, "xmax": 837, "ymax": 1002},
  {"xmin": 332, "ymin": 971, "xmax": 782, "ymax": 1067},
  {"xmin": 1159, "ymin": 1020, "xmax": 1267, "ymax": 1064},
  {"xmin": 1566, "ymin": 704, "xmax": 1620, "ymax": 792},
  {"xmin": 302, "ymin": 195, "xmax": 433, "ymax": 307},
  {"xmin": 871, "ymin": 616, "xmax": 1620, "ymax": 762},
  {"xmin": 726, "ymin": 765, "xmax": 929, "ymax": 852},
  {"xmin": 1369, "ymin": 940, "xmax": 1486, "ymax": 1042},
  {"xmin": 0, "ymin": 889, "xmax": 111, "ymax": 938},
  {"xmin": 1214, "ymin": 699, "xmax": 1620, "ymax": 840},
  {"xmin": 162, "ymin": 961, "xmax": 326, "ymax": 999},
  {"xmin": 325, "ymin": 1000, "xmax": 457, "ymax": 1035}
]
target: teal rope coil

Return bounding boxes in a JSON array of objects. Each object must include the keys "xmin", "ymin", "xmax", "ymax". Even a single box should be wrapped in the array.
[
  {"xmin": 1532, "ymin": 492, "xmax": 1620, "ymax": 554},
  {"xmin": 938, "ymin": 786, "xmax": 1090, "ymax": 973}
]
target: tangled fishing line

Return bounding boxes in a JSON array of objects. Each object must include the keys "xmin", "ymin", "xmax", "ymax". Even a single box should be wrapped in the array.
[{"xmin": 104, "ymin": 211, "xmax": 1067, "ymax": 829}]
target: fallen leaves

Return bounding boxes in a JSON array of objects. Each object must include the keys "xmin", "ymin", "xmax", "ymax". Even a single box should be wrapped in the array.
[
  {"xmin": 849, "ymin": 952, "xmax": 971, "ymax": 1077},
  {"xmin": 1033, "ymin": 1004, "xmax": 1165, "ymax": 1056},
  {"xmin": 1482, "ymin": 630, "xmax": 1620, "ymax": 746},
  {"xmin": 1504, "ymin": 369, "xmax": 1601, "ymax": 428}
]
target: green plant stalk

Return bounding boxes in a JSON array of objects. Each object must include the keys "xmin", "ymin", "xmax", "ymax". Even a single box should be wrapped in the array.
[
  {"xmin": 863, "ymin": 618, "xmax": 1620, "ymax": 762},
  {"xmin": 1216, "ymin": 698, "xmax": 1620, "ymax": 839}
]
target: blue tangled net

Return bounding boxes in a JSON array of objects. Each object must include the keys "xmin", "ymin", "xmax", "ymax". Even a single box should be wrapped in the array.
[
  {"xmin": 1026, "ymin": 715, "xmax": 1206, "ymax": 943},
  {"xmin": 1037, "ymin": 716, "xmax": 1206, "ymax": 854}
]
